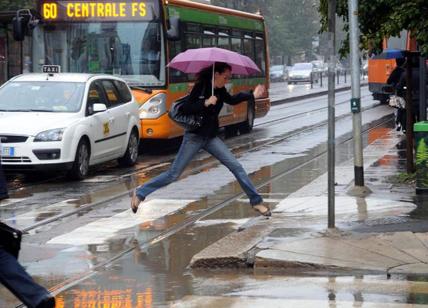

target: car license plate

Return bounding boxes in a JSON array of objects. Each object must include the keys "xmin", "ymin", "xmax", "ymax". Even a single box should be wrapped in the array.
[{"xmin": 1, "ymin": 146, "xmax": 14, "ymax": 157}]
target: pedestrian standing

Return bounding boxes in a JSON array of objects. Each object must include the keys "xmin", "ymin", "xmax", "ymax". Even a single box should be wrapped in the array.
[
  {"xmin": 131, "ymin": 62, "xmax": 271, "ymax": 216},
  {"xmin": 387, "ymin": 58, "xmax": 406, "ymax": 131}
]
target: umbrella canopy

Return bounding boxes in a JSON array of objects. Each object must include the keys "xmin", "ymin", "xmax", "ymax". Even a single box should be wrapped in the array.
[
  {"xmin": 168, "ymin": 47, "xmax": 261, "ymax": 75},
  {"xmin": 382, "ymin": 49, "xmax": 405, "ymax": 59}
]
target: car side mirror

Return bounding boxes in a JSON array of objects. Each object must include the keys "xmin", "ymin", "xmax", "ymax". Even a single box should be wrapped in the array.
[
  {"xmin": 92, "ymin": 103, "xmax": 107, "ymax": 113},
  {"xmin": 167, "ymin": 16, "xmax": 181, "ymax": 41}
]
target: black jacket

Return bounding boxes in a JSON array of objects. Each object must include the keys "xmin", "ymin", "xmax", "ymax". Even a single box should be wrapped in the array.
[{"xmin": 181, "ymin": 80, "xmax": 254, "ymax": 138}]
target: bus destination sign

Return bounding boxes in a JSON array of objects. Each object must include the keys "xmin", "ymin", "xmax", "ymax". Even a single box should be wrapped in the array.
[{"xmin": 41, "ymin": 1, "xmax": 158, "ymax": 22}]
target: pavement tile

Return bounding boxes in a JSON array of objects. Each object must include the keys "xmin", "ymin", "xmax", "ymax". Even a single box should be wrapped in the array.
[
  {"xmin": 267, "ymin": 237, "xmax": 402, "ymax": 269},
  {"xmin": 377, "ymin": 232, "xmax": 428, "ymax": 263},
  {"xmin": 344, "ymin": 235, "xmax": 420, "ymax": 264}
]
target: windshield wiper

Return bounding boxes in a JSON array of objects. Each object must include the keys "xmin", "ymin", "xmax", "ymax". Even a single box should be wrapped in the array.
[
  {"xmin": 1, "ymin": 109, "xmax": 31, "ymax": 112},
  {"xmin": 28, "ymin": 109, "xmax": 54, "ymax": 112},
  {"xmin": 129, "ymin": 85, "xmax": 153, "ymax": 94}
]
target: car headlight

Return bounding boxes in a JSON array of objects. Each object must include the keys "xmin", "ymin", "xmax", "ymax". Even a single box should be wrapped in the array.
[
  {"xmin": 34, "ymin": 128, "xmax": 65, "ymax": 142},
  {"xmin": 139, "ymin": 93, "xmax": 167, "ymax": 119}
]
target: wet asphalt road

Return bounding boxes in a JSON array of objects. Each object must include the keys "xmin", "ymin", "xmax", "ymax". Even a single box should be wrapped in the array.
[{"xmin": 3, "ymin": 85, "xmax": 421, "ymax": 307}]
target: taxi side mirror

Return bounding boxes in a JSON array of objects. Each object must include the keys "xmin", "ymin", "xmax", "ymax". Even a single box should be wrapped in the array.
[{"xmin": 92, "ymin": 103, "xmax": 107, "ymax": 113}]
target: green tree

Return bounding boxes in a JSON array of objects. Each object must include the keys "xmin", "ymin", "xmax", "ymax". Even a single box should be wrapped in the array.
[
  {"xmin": 212, "ymin": 0, "xmax": 320, "ymax": 63},
  {"xmin": 0, "ymin": 0, "xmax": 35, "ymax": 10},
  {"xmin": 319, "ymin": 0, "xmax": 428, "ymax": 56}
]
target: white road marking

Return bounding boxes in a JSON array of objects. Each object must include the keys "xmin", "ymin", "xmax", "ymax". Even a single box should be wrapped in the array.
[
  {"xmin": 0, "ymin": 198, "xmax": 26, "ymax": 207},
  {"xmin": 47, "ymin": 199, "xmax": 195, "ymax": 245}
]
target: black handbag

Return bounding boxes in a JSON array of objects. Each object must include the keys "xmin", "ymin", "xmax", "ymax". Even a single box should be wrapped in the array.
[
  {"xmin": 168, "ymin": 84, "xmax": 206, "ymax": 131},
  {"xmin": 0, "ymin": 222, "xmax": 22, "ymax": 259}
]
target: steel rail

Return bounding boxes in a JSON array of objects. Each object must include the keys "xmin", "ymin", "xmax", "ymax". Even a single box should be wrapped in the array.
[
  {"xmin": 19, "ymin": 101, "xmax": 384, "ymax": 233},
  {"xmin": 17, "ymin": 115, "xmax": 394, "ymax": 304}
]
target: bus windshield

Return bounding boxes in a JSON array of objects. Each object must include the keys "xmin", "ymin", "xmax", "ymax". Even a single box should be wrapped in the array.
[{"xmin": 39, "ymin": 21, "xmax": 165, "ymax": 87}]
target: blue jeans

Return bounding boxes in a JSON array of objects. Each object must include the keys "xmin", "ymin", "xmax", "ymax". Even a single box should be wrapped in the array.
[
  {"xmin": 136, "ymin": 133, "xmax": 262, "ymax": 206},
  {"xmin": 0, "ymin": 248, "xmax": 51, "ymax": 308}
]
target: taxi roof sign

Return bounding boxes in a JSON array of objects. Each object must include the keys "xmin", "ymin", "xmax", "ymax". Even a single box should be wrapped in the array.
[{"xmin": 42, "ymin": 65, "xmax": 61, "ymax": 74}]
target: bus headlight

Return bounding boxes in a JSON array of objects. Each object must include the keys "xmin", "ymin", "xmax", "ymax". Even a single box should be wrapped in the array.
[{"xmin": 139, "ymin": 93, "xmax": 167, "ymax": 119}]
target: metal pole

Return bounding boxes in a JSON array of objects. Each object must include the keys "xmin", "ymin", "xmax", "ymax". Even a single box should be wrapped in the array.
[
  {"xmin": 348, "ymin": 0, "xmax": 364, "ymax": 187},
  {"xmin": 406, "ymin": 53, "xmax": 414, "ymax": 173},
  {"xmin": 327, "ymin": 0, "xmax": 336, "ymax": 229},
  {"xmin": 420, "ymin": 56, "xmax": 426, "ymax": 121}
]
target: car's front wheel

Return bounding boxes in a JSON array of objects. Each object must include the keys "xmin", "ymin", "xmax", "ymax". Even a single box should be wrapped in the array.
[
  {"xmin": 118, "ymin": 128, "xmax": 139, "ymax": 166},
  {"xmin": 68, "ymin": 138, "xmax": 90, "ymax": 180}
]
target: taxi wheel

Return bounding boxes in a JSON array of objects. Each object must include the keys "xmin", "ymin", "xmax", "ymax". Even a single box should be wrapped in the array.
[
  {"xmin": 68, "ymin": 139, "xmax": 90, "ymax": 180},
  {"xmin": 238, "ymin": 101, "xmax": 255, "ymax": 134},
  {"xmin": 118, "ymin": 129, "xmax": 139, "ymax": 167}
]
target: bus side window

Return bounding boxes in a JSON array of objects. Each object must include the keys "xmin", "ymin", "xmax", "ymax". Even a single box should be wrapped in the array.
[
  {"xmin": 255, "ymin": 34, "xmax": 266, "ymax": 76},
  {"xmin": 243, "ymin": 33, "xmax": 255, "ymax": 62},
  {"xmin": 217, "ymin": 29, "xmax": 231, "ymax": 50},
  {"xmin": 203, "ymin": 28, "xmax": 216, "ymax": 47},
  {"xmin": 231, "ymin": 30, "xmax": 242, "ymax": 54},
  {"xmin": 169, "ymin": 40, "xmax": 187, "ymax": 83}
]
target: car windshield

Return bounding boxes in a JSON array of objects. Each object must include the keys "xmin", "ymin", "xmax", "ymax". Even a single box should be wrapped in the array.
[
  {"xmin": 271, "ymin": 65, "xmax": 284, "ymax": 72},
  {"xmin": 293, "ymin": 63, "xmax": 312, "ymax": 70},
  {"xmin": 36, "ymin": 20, "xmax": 165, "ymax": 87},
  {"xmin": 0, "ymin": 82, "xmax": 85, "ymax": 112}
]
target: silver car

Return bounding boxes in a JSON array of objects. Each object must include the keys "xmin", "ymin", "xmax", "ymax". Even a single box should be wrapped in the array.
[{"xmin": 288, "ymin": 63, "xmax": 317, "ymax": 84}]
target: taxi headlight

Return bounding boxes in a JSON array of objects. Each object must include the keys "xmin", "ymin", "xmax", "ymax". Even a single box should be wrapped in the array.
[
  {"xmin": 139, "ymin": 93, "xmax": 166, "ymax": 119},
  {"xmin": 34, "ymin": 128, "xmax": 65, "ymax": 142}
]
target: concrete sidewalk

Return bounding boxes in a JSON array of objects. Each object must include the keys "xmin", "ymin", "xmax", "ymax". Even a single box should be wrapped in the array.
[
  {"xmin": 189, "ymin": 128, "xmax": 428, "ymax": 276},
  {"xmin": 269, "ymin": 77, "xmax": 368, "ymax": 105}
]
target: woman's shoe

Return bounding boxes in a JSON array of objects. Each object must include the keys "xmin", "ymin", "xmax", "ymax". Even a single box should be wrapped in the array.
[
  {"xmin": 130, "ymin": 190, "xmax": 144, "ymax": 214},
  {"xmin": 252, "ymin": 204, "xmax": 271, "ymax": 217}
]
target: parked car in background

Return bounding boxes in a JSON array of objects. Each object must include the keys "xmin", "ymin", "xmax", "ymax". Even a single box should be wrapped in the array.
[
  {"xmin": 288, "ymin": 62, "xmax": 318, "ymax": 84},
  {"xmin": 269, "ymin": 65, "xmax": 287, "ymax": 82},
  {"xmin": 0, "ymin": 72, "xmax": 141, "ymax": 179},
  {"xmin": 362, "ymin": 60, "xmax": 368, "ymax": 75},
  {"xmin": 336, "ymin": 61, "xmax": 347, "ymax": 75},
  {"xmin": 311, "ymin": 60, "xmax": 327, "ymax": 77}
]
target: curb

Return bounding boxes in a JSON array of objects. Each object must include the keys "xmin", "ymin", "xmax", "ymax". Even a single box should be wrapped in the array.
[{"xmin": 271, "ymin": 82, "xmax": 369, "ymax": 106}]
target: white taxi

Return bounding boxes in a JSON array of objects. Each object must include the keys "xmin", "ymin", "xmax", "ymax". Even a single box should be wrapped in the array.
[{"xmin": 0, "ymin": 72, "xmax": 141, "ymax": 179}]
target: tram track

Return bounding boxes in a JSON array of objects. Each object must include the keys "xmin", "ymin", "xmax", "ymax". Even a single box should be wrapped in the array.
[
  {"xmin": 6, "ymin": 90, "xmax": 364, "ymax": 194},
  {"xmin": 17, "ymin": 95, "xmax": 382, "ymax": 233},
  {"xmin": 17, "ymin": 114, "xmax": 394, "ymax": 305}
]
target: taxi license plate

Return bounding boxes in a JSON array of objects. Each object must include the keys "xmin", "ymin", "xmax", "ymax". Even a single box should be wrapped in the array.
[{"xmin": 1, "ymin": 146, "xmax": 14, "ymax": 157}]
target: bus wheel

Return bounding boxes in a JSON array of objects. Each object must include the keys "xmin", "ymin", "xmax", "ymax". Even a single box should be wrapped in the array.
[
  {"xmin": 68, "ymin": 138, "xmax": 90, "ymax": 180},
  {"xmin": 239, "ymin": 100, "xmax": 255, "ymax": 134},
  {"xmin": 118, "ymin": 128, "xmax": 139, "ymax": 166}
]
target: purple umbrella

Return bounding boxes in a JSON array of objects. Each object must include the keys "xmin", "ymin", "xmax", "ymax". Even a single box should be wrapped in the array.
[{"xmin": 168, "ymin": 47, "xmax": 261, "ymax": 95}]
